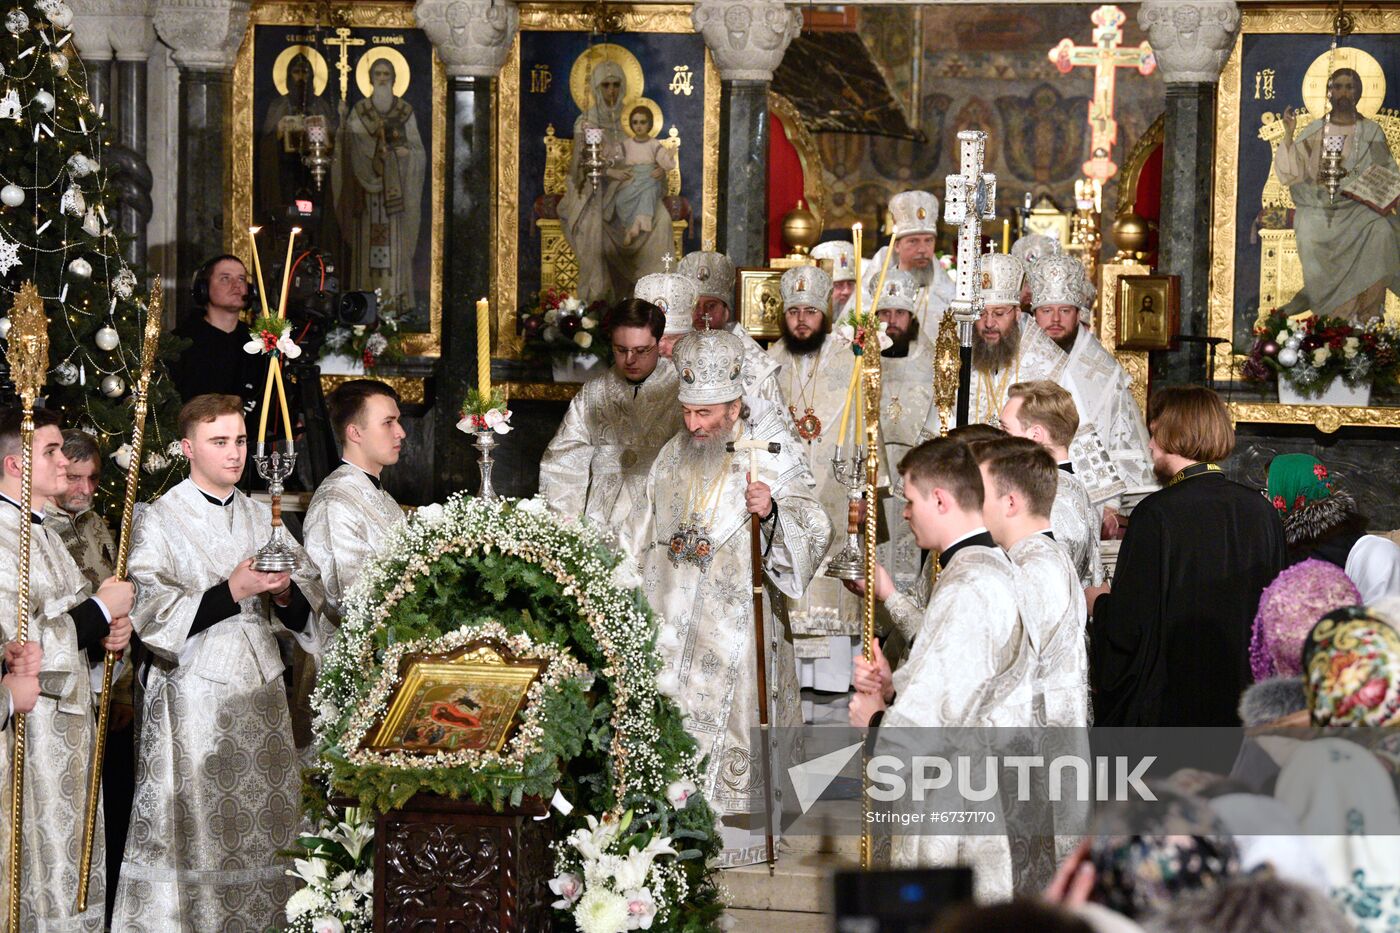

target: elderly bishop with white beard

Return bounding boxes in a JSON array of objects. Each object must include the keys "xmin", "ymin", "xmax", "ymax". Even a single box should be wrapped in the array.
[{"xmin": 623, "ymin": 328, "xmax": 831, "ymax": 867}]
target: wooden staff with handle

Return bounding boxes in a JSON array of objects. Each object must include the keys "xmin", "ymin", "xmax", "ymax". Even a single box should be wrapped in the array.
[
  {"xmin": 858, "ymin": 316, "xmax": 884, "ymax": 871},
  {"xmin": 76, "ymin": 280, "xmax": 164, "ymax": 913},
  {"xmin": 6, "ymin": 282, "xmax": 49, "ymax": 931},
  {"xmin": 726, "ymin": 435, "xmax": 782, "ymax": 870}
]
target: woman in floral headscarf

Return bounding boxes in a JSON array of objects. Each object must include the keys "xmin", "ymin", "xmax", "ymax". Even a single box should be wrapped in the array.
[{"xmin": 1266, "ymin": 453, "xmax": 1400, "ymax": 600}]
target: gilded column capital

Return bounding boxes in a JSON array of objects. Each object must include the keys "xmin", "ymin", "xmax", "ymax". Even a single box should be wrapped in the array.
[
  {"xmin": 691, "ymin": 0, "xmax": 801, "ymax": 82},
  {"xmin": 1139, "ymin": 0, "xmax": 1240, "ymax": 85},
  {"xmin": 70, "ymin": 0, "xmax": 155, "ymax": 63},
  {"xmin": 414, "ymin": 0, "xmax": 519, "ymax": 79},
  {"xmin": 152, "ymin": 0, "xmax": 249, "ymax": 72}
]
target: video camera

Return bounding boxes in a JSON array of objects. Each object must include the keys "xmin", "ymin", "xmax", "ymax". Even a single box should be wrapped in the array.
[{"xmin": 275, "ymin": 245, "xmax": 379, "ymax": 359}]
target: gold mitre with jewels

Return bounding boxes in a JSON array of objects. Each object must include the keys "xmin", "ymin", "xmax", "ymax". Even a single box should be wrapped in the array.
[
  {"xmin": 810, "ymin": 240, "xmax": 855, "ymax": 283},
  {"xmin": 677, "ymin": 249, "xmax": 736, "ymax": 306},
  {"xmin": 1011, "ymin": 233, "xmax": 1063, "ymax": 268},
  {"xmin": 1029, "ymin": 255, "xmax": 1093, "ymax": 313},
  {"xmin": 635, "ymin": 271, "xmax": 699, "ymax": 336},
  {"xmin": 874, "ymin": 268, "xmax": 918, "ymax": 313},
  {"xmin": 780, "ymin": 265, "xmax": 833, "ymax": 313},
  {"xmin": 673, "ymin": 328, "xmax": 745, "ymax": 405},
  {"xmin": 981, "ymin": 253, "xmax": 1026, "ymax": 307},
  {"xmin": 888, "ymin": 190, "xmax": 940, "ymax": 238}
]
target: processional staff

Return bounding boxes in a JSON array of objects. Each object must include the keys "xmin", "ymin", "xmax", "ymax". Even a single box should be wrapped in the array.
[
  {"xmin": 942, "ymin": 130, "xmax": 997, "ymax": 430},
  {"xmin": 6, "ymin": 282, "xmax": 49, "ymax": 931},
  {"xmin": 76, "ymin": 280, "xmax": 165, "ymax": 913}
]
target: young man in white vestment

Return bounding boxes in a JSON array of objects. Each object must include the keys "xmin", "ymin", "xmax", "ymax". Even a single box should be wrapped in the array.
[
  {"xmin": 540, "ymin": 289, "xmax": 690, "ymax": 531},
  {"xmin": 848, "ymin": 438, "xmax": 1030, "ymax": 902},
  {"xmin": 113, "ymin": 394, "xmax": 326, "ymax": 931},
  {"xmin": 623, "ymin": 328, "xmax": 831, "ymax": 867},
  {"xmin": 766, "ymin": 265, "xmax": 861, "ymax": 714},
  {"xmin": 1000, "ymin": 381, "xmax": 1104, "ymax": 590},
  {"xmin": 0, "ymin": 406, "xmax": 133, "ymax": 931},
  {"xmin": 1029, "ymin": 255, "xmax": 1155, "ymax": 535},
  {"xmin": 304, "ymin": 379, "xmax": 407, "ymax": 630},
  {"xmin": 859, "ymin": 190, "xmax": 955, "ymax": 348}
]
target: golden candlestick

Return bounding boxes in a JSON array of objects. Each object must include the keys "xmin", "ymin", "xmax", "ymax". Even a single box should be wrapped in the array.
[
  {"xmin": 6, "ymin": 281, "xmax": 49, "ymax": 931},
  {"xmin": 75, "ymin": 280, "xmax": 163, "ymax": 912}
]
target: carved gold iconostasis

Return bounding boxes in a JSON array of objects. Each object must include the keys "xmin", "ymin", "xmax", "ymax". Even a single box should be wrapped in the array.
[
  {"xmin": 231, "ymin": 1, "xmax": 445, "ymax": 357},
  {"xmin": 1210, "ymin": 5, "xmax": 1400, "ymax": 432},
  {"xmin": 494, "ymin": 4, "xmax": 719, "ymax": 361}
]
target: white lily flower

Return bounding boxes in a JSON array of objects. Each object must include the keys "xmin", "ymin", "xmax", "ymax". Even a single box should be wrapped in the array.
[
  {"xmin": 243, "ymin": 337, "xmax": 264, "ymax": 355},
  {"xmin": 548, "ymin": 872, "xmax": 583, "ymax": 908},
  {"xmin": 277, "ymin": 326, "xmax": 302, "ymax": 360},
  {"xmin": 666, "ymin": 778, "xmax": 697, "ymax": 809},
  {"xmin": 484, "ymin": 407, "xmax": 514, "ymax": 434},
  {"xmin": 624, "ymin": 887, "xmax": 658, "ymax": 930}
]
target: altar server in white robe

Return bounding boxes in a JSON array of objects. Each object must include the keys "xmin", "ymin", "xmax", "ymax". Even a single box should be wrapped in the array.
[
  {"xmin": 623, "ymin": 328, "xmax": 831, "ymax": 867},
  {"xmin": 1000, "ymin": 381, "xmax": 1104, "ymax": 589},
  {"xmin": 873, "ymin": 270, "xmax": 938, "ymax": 594},
  {"xmin": 859, "ymin": 190, "xmax": 955, "ymax": 347},
  {"xmin": 540, "ymin": 285, "xmax": 690, "ymax": 531},
  {"xmin": 0, "ymin": 406, "xmax": 134, "ymax": 932},
  {"xmin": 767, "ymin": 265, "xmax": 861, "ymax": 702},
  {"xmin": 678, "ymin": 249, "xmax": 788, "ymax": 411},
  {"xmin": 848, "ymin": 437, "xmax": 1029, "ymax": 902},
  {"xmin": 305, "ymin": 379, "xmax": 407, "ymax": 628},
  {"xmin": 113, "ymin": 394, "xmax": 326, "ymax": 931},
  {"xmin": 1030, "ymin": 255, "xmax": 1155, "ymax": 532}
]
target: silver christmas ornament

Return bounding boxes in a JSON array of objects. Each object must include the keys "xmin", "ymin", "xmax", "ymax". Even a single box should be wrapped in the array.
[
  {"xmin": 32, "ymin": 90, "xmax": 54, "ymax": 113},
  {"xmin": 4, "ymin": 10, "xmax": 28, "ymax": 34},
  {"xmin": 1278, "ymin": 346, "xmax": 1299, "ymax": 368},
  {"xmin": 0, "ymin": 316, "xmax": 10, "ymax": 338},
  {"xmin": 112, "ymin": 267, "xmax": 136, "ymax": 299},
  {"xmin": 54, "ymin": 360, "xmax": 78, "ymax": 385},
  {"xmin": 68, "ymin": 256, "xmax": 92, "ymax": 280},
  {"xmin": 1, "ymin": 184, "xmax": 24, "ymax": 207},
  {"xmin": 94, "ymin": 325, "xmax": 119, "ymax": 351},
  {"xmin": 50, "ymin": 51, "xmax": 68, "ymax": 75},
  {"xmin": 100, "ymin": 374, "xmax": 125, "ymax": 397}
]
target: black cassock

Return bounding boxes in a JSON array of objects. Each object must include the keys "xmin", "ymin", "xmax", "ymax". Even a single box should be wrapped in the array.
[{"xmin": 1091, "ymin": 467, "xmax": 1286, "ymax": 727}]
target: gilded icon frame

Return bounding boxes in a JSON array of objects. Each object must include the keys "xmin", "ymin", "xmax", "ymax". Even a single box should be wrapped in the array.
[
  {"xmin": 738, "ymin": 268, "xmax": 784, "ymax": 341},
  {"xmin": 493, "ymin": 4, "xmax": 720, "ymax": 361},
  {"xmin": 230, "ymin": 0, "xmax": 445, "ymax": 358},
  {"xmin": 1117, "ymin": 274, "xmax": 1179, "ymax": 352},
  {"xmin": 1209, "ymin": 4, "xmax": 1400, "ymax": 431}
]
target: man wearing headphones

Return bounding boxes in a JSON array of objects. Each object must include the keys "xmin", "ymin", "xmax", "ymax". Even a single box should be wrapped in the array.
[{"xmin": 170, "ymin": 256, "xmax": 267, "ymax": 422}]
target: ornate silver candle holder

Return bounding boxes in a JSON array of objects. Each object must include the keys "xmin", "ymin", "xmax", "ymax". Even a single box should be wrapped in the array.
[
  {"xmin": 475, "ymin": 429, "xmax": 499, "ymax": 501},
  {"xmin": 824, "ymin": 442, "xmax": 867, "ymax": 581},
  {"xmin": 252, "ymin": 443, "xmax": 299, "ymax": 572}
]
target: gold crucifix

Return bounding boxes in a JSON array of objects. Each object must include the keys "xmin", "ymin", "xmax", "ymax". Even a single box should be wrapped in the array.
[
  {"xmin": 1048, "ymin": 4, "xmax": 1156, "ymax": 183},
  {"xmin": 324, "ymin": 26, "xmax": 366, "ymax": 105}
]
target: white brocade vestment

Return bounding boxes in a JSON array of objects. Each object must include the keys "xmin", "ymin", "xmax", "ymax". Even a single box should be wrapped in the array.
[
  {"xmin": 877, "ymin": 341, "xmax": 937, "ymax": 594},
  {"xmin": 538, "ymin": 364, "xmax": 684, "ymax": 531},
  {"xmin": 880, "ymin": 542, "xmax": 1031, "ymax": 903},
  {"xmin": 112, "ymin": 480, "xmax": 326, "ymax": 932},
  {"xmin": 303, "ymin": 462, "xmax": 405, "ymax": 626},
  {"xmin": 0, "ymin": 504, "xmax": 106, "ymax": 932},
  {"xmin": 769, "ymin": 335, "xmax": 860, "ymax": 684},
  {"xmin": 623, "ymin": 401, "xmax": 831, "ymax": 867},
  {"xmin": 859, "ymin": 252, "xmax": 955, "ymax": 354},
  {"xmin": 1063, "ymin": 327, "xmax": 1154, "ymax": 504},
  {"xmin": 962, "ymin": 320, "xmax": 1071, "ymax": 426},
  {"xmin": 1006, "ymin": 533, "xmax": 1088, "ymax": 729},
  {"xmin": 1052, "ymin": 469, "xmax": 1105, "ymax": 589}
]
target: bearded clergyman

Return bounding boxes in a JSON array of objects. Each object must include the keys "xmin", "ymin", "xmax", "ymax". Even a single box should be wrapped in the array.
[
  {"xmin": 677, "ymin": 249, "xmax": 787, "ymax": 413},
  {"xmin": 767, "ymin": 264, "xmax": 861, "ymax": 709},
  {"xmin": 623, "ymin": 328, "xmax": 830, "ymax": 867},
  {"xmin": 859, "ymin": 190, "xmax": 955, "ymax": 350}
]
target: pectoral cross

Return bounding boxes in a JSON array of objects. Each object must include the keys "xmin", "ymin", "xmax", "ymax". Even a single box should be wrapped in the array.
[
  {"xmin": 1048, "ymin": 4, "xmax": 1156, "ymax": 182},
  {"xmin": 325, "ymin": 27, "xmax": 366, "ymax": 105}
]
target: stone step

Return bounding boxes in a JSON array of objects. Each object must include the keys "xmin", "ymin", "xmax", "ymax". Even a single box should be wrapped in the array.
[
  {"xmin": 724, "ymin": 850, "xmax": 853, "ymax": 915},
  {"xmin": 728, "ymin": 907, "xmax": 830, "ymax": 933}
]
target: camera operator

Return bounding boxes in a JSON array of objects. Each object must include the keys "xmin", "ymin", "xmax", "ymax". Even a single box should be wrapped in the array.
[{"xmin": 170, "ymin": 255, "xmax": 269, "ymax": 429}]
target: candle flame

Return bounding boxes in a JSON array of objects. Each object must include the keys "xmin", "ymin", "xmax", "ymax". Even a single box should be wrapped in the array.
[{"xmin": 249, "ymin": 225, "xmax": 261, "ymax": 234}]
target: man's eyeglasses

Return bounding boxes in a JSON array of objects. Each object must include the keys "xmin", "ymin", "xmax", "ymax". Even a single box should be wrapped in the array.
[{"xmin": 612, "ymin": 344, "xmax": 658, "ymax": 360}]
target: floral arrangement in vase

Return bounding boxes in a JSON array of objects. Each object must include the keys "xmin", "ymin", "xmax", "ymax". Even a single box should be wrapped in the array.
[
  {"xmin": 518, "ymin": 288, "xmax": 611, "ymax": 367},
  {"xmin": 280, "ymin": 811, "xmax": 374, "ymax": 933},
  {"xmin": 319, "ymin": 294, "xmax": 407, "ymax": 372},
  {"xmin": 1243, "ymin": 308, "xmax": 1399, "ymax": 400}
]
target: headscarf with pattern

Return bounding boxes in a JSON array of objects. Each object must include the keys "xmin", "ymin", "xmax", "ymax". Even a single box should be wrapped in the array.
[
  {"xmin": 1250, "ymin": 559, "xmax": 1362, "ymax": 681},
  {"xmin": 1302, "ymin": 606, "xmax": 1400, "ymax": 727},
  {"xmin": 1266, "ymin": 453, "xmax": 1335, "ymax": 517}
]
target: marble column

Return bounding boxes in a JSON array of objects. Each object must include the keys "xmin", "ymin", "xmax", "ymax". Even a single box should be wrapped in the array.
[
  {"xmin": 1139, "ymin": 1, "xmax": 1240, "ymax": 386},
  {"xmin": 693, "ymin": 0, "xmax": 800, "ymax": 266},
  {"xmin": 415, "ymin": 0, "xmax": 519, "ymax": 500},
  {"xmin": 152, "ymin": 0, "xmax": 250, "ymax": 318}
]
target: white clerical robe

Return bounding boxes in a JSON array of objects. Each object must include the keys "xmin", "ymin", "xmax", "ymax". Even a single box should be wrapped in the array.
[
  {"xmin": 728, "ymin": 323, "xmax": 795, "ymax": 440},
  {"xmin": 113, "ymin": 479, "xmax": 326, "ymax": 931},
  {"xmin": 879, "ymin": 537, "xmax": 1031, "ymax": 903},
  {"xmin": 624, "ymin": 400, "xmax": 830, "ymax": 867},
  {"xmin": 962, "ymin": 320, "xmax": 1071, "ymax": 427},
  {"xmin": 1063, "ymin": 327, "xmax": 1155, "ymax": 505},
  {"xmin": 878, "ymin": 341, "xmax": 938, "ymax": 594},
  {"xmin": 304, "ymin": 461, "xmax": 405, "ymax": 626},
  {"xmin": 769, "ymin": 334, "xmax": 860, "ymax": 691},
  {"xmin": 538, "ymin": 364, "xmax": 684, "ymax": 531},
  {"xmin": 859, "ymin": 252, "xmax": 955, "ymax": 353},
  {"xmin": 0, "ymin": 502, "xmax": 107, "ymax": 932},
  {"xmin": 1052, "ymin": 467, "xmax": 1104, "ymax": 589}
]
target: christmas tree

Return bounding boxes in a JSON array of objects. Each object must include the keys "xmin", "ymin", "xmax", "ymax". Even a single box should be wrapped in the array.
[{"xmin": 0, "ymin": 0, "xmax": 185, "ymax": 516}]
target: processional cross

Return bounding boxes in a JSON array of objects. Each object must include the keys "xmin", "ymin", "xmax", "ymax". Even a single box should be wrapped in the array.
[
  {"xmin": 1048, "ymin": 4, "xmax": 1156, "ymax": 182},
  {"xmin": 325, "ymin": 27, "xmax": 366, "ymax": 105},
  {"xmin": 942, "ymin": 130, "xmax": 996, "ymax": 429}
]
